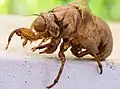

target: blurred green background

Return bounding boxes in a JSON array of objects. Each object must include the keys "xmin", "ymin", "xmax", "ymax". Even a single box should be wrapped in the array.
[{"xmin": 0, "ymin": 0, "xmax": 120, "ymax": 21}]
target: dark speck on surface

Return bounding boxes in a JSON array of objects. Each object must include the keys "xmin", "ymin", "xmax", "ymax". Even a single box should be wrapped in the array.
[
  {"xmin": 25, "ymin": 81, "xmax": 27, "ymax": 83},
  {"xmin": 22, "ymin": 64, "xmax": 25, "ymax": 66},
  {"xmin": 105, "ymin": 60, "xmax": 114, "ymax": 70},
  {"xmin": 110, "ymin": 65, "xmax": 115, "ymax": 70},
  {"xmin": 40, "ymin": 72, "xmax": 42, "ymax": 75},
  {"xmin": 25, "ymin": 61, "xmax": 27, "ymax": 63},
  {"xmin": 110, "ymin": 65, "xmax": 113, "ymax": 69}
]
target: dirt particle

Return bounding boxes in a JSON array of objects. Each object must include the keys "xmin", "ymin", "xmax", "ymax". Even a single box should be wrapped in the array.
[
  {"xmin": 25, "ymin": 81, "xmax": 27, "ymax": 83},
  {"xmin": 40, "ymin": 72, "xmax": 42, "ymax": 75},
  {"xmin": 25, "ymin": 61, "xmax": 27, "ymax": 63},
  {"xmin": 110, "ymin": 65, "xmax": 112, "ymax": 69},
  {"xmin": 105, "ymin": 60, "xmax": 114, "ymax": 70},
  {"xmin": 22, "ymin": 64, "xmax": 25, "ymax": 66},
  {"xmin": 68, "ymin": 76, "xmax": 70, "ymax": 78}
]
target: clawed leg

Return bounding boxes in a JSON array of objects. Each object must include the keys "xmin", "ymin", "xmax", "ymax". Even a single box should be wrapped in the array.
[
  {"xmin": 6, "ymin": 28, "xmax": 36, "ymax": 50},
  {"xmin": 31, "ymin": 38, "xmax": 49, "ymax": 52},
  {"xmin": 71, "ymin": 46, "xmax": 103, "ymax": 74},
  {"xmin": 22, "ymin": 38, "xmax": 28, "ymax": 47},
  {"xmin": 91, "ymin": 52, "xmax": 103, "ymax": 74},
  {"xmin": 47, "ymin": 38, "xmax": 70, "ymax": 88},
  {"xmin": 39, "ymin": 43, "xmax": 57, "ymax": 54},
  {"xmin": 31, "ymin": 37, "xmax": 61, "ymax": 54},
  {"xmin": 31, "ymin": 42, "xmax": 54, "ymax": 54}
]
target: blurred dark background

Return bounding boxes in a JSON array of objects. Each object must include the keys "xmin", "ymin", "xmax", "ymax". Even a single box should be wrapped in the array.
[{"xmin": 0, "ymin": 0, "xmax": 120, "ymax": 21}]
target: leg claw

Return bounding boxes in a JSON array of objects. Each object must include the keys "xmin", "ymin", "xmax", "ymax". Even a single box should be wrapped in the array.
[
  {"xmin": 39, "ymin": 51, "xmax": 45, "ymax": 54},
  {"xmin": 31, "ymin": 47, "xmax": 38, "ymax": 52}
]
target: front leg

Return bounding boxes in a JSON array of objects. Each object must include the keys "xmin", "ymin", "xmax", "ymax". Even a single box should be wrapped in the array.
[
  {"xmin": 31, "ymin": 37, "xmax": 61, "ymax": 54},
  {"xmin": 47, "ymin": 38, "xmax": 70, "ymax": 88}
]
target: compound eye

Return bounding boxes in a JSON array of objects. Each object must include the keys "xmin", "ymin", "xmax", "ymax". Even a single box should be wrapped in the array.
[{"xmin": 34, "ymin": 22, "xmax": 46, "ymax": 32}]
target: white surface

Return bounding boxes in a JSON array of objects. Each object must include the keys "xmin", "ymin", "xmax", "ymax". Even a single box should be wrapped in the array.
[{"xmin": 0, "ymin": 15, "xmax": 120, "ymax": 89}]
